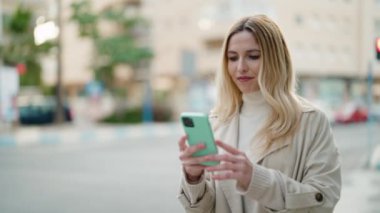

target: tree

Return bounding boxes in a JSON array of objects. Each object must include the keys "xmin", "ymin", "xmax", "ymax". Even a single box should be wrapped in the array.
[
  {"xmin": 70, "ymin": 0, "xmax": 153, "ymax": 88},
  {"xmin": 0, "ymin": 5, "xmax": 55, "ymax": 87}
]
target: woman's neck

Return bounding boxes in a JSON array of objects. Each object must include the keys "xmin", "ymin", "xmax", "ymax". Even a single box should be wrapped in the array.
[{"xmin": 240, "ymin": 91, "xmax": 269, "ymax": 116}]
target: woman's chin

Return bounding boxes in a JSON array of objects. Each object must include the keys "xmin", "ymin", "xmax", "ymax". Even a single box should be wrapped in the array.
[{"xmin": 240, "ymin": 88, "xmax": 260, "ymax": 93}]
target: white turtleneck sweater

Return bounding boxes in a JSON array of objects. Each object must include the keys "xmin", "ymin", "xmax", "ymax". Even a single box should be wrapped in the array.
[
  {"xmin": 238, "ymin": 91, "xmax": 271, "ymax": 161},
  {"xmin": 238, "ymin": 91, "xmax": 271, "ymax": 213}
]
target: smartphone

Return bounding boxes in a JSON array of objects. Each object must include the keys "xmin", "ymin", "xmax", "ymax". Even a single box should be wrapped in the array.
[{"xmin": 180, "ymin": 112, "xmax": 219, "ymax": 166}]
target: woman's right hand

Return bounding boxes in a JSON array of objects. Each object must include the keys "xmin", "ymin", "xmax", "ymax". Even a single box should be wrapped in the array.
[{"xmin": 178, "ymin": 135, "xmax": 207, "ymax": 183}]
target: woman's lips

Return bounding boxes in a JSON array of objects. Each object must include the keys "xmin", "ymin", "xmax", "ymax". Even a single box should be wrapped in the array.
[{"xmin": 237, "ymin": 76, "xmax": 254, "ymax": 82}]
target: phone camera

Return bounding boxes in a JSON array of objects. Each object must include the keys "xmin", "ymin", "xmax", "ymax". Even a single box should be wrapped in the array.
[{"xmin": 182, "ymin": 117, "xmax": 194, "ymax": 127}]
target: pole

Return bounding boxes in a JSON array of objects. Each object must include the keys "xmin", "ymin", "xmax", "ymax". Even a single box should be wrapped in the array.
[
  {"xmin": 366, "ymin": 61, "xmax": 373, "ymax": 168},
  {"xmin": 0, "ymin": 0, "xmax": 3, "ymax": 43},
  {"xmin": 55, "ymin": 0, "xmax": 64, "ymax": 124},
  {"xmin": 142, "ymin": 79, "xmax": 153, "ymax": 122},
  {"xmin": 0, "ymin": 0, "xmax": 4, "ymax": 130}
]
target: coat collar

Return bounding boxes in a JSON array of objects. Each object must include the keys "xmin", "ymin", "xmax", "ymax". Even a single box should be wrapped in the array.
[
  {"xmin": 211, "ymin": 103, "xmax": 315, "ymax": 163},
  {"xmin": 212, "ymin": 112, "xmax": 294, "ymax": 164},
  {"xmin": 213, "ymin": 114, "xmax": 289, "ymax": 213},
  {"xmin": 213, "ymin": 115, "xmax": 243, "ymax": 213}
]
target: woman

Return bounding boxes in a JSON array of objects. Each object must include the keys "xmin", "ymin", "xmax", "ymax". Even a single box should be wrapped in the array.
[{"xmin": 177, "ymin": 15, "xmax": 341, "ymax": 213}]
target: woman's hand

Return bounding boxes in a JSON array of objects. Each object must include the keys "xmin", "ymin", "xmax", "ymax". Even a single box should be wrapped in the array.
[
  {"xmin": 178, "ymin": 135, "xmax": 208, "ymax": 183},
  {"xmin": 205, "ymin": 141, "xmax": 254, "ymax": 191}
]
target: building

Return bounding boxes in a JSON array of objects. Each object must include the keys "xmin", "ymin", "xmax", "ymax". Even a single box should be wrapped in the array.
[
  {"xmin": 2, "ymin": 0, "xmax": 380, "ymax": 117},
  {"xmin": 141, "ymin": 0, "xmax": 380, "ymax": 115}
]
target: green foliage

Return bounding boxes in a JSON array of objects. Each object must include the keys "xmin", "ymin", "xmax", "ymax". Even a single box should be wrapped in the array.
[
  {"xmin": 20, "ymin": 60, "xmax": 41, "ymax": 86},
  {"xmin": 70, "ymin": 1, "xmax": 98, "ymax": 37},
  {"xmin": 101, "ymin": 106, "xmax": 172, "ymax": 124},
  {"xmin": 95, "ymin": 35, "xmax": 152, "ymax": 65},
  {"xmin": 70, "ymin": 0, "xmax": 153, "ymax": 86},
  {"xmin": 0, "ymin": 5, "xmax": 55, "ymax": 86},
  {"xmin": 8, "ymin": 6, "xmax": 32, "ymax": 34},
  {"xmin": 101, "ymin": 107, "xmax": 143, "ymax": 124}
]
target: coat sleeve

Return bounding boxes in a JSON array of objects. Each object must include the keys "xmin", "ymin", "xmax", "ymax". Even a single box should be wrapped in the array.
[
  {"xmin": 243, "ymin": 111, "xmax": 341, "ymax": 212},
  {"xmin": 177, "ymin": 114, "xmax": 222, "ymax": 213},
  {"xmin": 177, "ymin": 172, "xmax": 216, "ymax": 213}
]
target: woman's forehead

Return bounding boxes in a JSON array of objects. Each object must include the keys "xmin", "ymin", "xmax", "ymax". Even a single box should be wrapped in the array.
[{"xmin": 227, "ymin": 31, "xmax": 260, "ymax": 51}]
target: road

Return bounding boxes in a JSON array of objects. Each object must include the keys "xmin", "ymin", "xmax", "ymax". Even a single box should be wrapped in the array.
[{"xmin": 0, "ymin": 122, "xmax": 379, "ymax": 213}]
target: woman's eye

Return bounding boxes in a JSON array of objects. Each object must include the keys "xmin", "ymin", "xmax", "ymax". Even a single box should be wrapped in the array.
[
  {"xmin": 228, "ymin": 56, "xmax": 238, "ymax": 61},
  {"xmin": 249, "ymin": 55, "xmax": 260, "ymax": 60}
]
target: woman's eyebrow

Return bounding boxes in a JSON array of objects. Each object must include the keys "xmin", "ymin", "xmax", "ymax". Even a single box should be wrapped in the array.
[
  {"xmin": 247, "ymin": 49, "xmax": 261, "ymax": 53},
  {"xmin": 227, "ymin": 49, "xmax": 261, "ymax": 54}
]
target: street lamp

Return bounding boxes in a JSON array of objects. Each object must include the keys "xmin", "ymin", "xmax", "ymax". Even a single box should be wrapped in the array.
[
  {"xmin": 0, "ymin": 0, "xmax": 3, "ymax": 128},
  {"xmin": 0, "ymin": 0, "xmax": 3, "ymax": 44},
  {"xmin": 55, "ymin": 0, "xmax": 64, "ymax": 124}
]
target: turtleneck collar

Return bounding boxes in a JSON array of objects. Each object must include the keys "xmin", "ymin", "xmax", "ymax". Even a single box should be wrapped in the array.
[{"xmin": 241, "ymin": 91, "xmax": 269, "ymax": 116}]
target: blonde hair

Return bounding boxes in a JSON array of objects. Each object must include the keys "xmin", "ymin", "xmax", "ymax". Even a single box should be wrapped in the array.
[{"xmin": 213, "ymin": 14, "xmax": 302, "ymax": 149}]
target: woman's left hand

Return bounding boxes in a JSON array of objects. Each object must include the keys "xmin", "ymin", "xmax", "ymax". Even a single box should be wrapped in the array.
[{"xmin": 205, "ymin": 140, "xmax": 254, "ymax": 191}]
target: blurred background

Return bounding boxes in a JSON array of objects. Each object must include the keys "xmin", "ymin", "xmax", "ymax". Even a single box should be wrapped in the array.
[{"xmin": 0, "ymin": 0, "xmax": 380, "ymax": 212}]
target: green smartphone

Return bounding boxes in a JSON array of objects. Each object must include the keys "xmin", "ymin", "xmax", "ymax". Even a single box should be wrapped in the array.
[{"xmin": 180, "ymin": 112, "xmax": 219, "ymax": 166}]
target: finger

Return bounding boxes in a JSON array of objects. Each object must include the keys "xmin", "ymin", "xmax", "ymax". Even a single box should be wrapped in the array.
[
  {"xmin": 181, "ymin": 154, "xmax": 216, "ymax": 165},
  {"xmin": 211, "ymin": 171, "xmax": 239, "ymax": 181},
  {"xmin": 182, "ymin": 160, "xmax": 209, "ymax": 167},
  {"xmin": 178, "ymin": 135, "xmax": 188, "ymax": 152},
  {"xmin": 183, "ymin": 165, "xmax": 207, "ymax": 171},
  {"xmin": 205, "ymin": 153, "xmax": 243, "ymax": 164},
  {"xmin": 183, "ymin": 143, "xmax": 206, "ymax": 157},
  {"xmin": 215, "ymin": 140, "xmax": 243, "ymax": 155},
  {"xmin": 206, "ymin": 162, "xmax": 238, "ymax": 172}
]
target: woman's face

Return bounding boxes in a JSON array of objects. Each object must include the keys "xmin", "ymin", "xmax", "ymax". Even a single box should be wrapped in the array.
[{"xmin": 227, "ymin": 30, "xmax": 261, "ymax": 93}]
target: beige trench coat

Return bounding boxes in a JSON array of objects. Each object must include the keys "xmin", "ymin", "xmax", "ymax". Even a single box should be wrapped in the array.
[{"xmin": 178, "ymin": 105, "xmax": 341, "ymax": 213}]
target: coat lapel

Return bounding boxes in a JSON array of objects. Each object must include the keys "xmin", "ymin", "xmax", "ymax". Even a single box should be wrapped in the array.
[
  {"xmin": 252, "ymin": 138, "xmax": 292, "ymax": 164},
  {"xmin": 212, "ymin": 113, "xmax": 290, "ymax": 213},
  {"xmin": 252, "ymin": 106, "xmax": 315, "ymax": 164},
  {"xmin": 209, "ymin": 105, "xmax": 316, "ymax": 212},
  {"xmin": 213, "ymin": 115, "xmax": 243, "ymax": 213}
]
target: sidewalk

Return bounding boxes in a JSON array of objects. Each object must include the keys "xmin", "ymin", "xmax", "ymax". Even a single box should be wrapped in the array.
[
  {"xmin": 0, "ymin": 122, "xmax": 182, "ymax": 147},
  {"xmin": 1, "ymin": 122, "xmax": 380, "ymax": 212},
  {"xmin": 335, "ymin": 169, "xmax": 380, "ymax": 213}
]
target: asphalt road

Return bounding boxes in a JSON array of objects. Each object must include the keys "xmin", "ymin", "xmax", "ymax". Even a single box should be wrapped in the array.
[{"xmin": 0, "ymin": 122, "xmax": 379, "ymax": 213}]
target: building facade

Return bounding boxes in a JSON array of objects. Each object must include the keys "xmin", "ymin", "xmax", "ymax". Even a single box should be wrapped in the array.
[
  {"xmin": 141, "ymin": 0, "xmax": 380, "ymax": 114},
  {"xmin": 2, "ymin": 0, "xmax": 380, "ymax": 117}
]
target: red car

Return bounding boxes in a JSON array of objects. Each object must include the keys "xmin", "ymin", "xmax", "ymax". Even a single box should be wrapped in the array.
[{"xmin": 335, "ymin": 102, "xmax": 368, "ymax": 124}]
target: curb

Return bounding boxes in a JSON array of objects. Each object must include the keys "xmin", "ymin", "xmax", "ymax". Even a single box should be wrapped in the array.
[
  {"xmin": 0, "ymin": 123, "xmax": 182, "ymax": 147},
  {"xmin": 0, "ymin": 134, "xmax": 16, "ymax": 147}
]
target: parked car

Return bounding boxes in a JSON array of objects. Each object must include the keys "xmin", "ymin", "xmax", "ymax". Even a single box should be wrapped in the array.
[
  {"xmin": 334, "ymin": 101, "xmax": 368, "ymax": 124},
  {"xmin": 17, "ymin": 91, "xmax": 72, "ymax": 125}
]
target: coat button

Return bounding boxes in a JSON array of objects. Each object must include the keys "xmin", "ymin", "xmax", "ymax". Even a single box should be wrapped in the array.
[{"xmin": 315, "ymin": 193, "xmax": 323, "ymax": 202}]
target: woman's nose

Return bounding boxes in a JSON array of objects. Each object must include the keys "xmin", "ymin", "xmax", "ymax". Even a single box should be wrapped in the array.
[{"xmin": 237, "ymin": 59, "xmax": 248, "ymax": 73}]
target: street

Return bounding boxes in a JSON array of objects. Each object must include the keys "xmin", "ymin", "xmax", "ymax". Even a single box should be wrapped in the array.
[{"xmin": 0, "ymin": 122, "xmax": 379, "ymax": 213}]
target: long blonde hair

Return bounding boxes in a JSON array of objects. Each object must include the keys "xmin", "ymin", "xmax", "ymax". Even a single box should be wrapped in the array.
[{"xmin": 213, "ymin": 15, "xmax": 302, "ymax": 149}]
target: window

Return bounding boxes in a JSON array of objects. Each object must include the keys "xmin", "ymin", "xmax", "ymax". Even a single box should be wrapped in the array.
[
  {"xmin": 295, "ymin": 15, "xmax": 304, "ymax": 26},
  {"xmin": 181, "ymin": 50, "xmax": 196, "ymax": 77},
  {"xmin": 375, "ymin": 20, "xmax": 380, "ymax": 35},
  {"xmin": 310, "ymin": 14, "xmax": 321, "ymax": 30},
  {"xmin": 326, "ymin": 15, "xmax": 337, "ymax": 32}
]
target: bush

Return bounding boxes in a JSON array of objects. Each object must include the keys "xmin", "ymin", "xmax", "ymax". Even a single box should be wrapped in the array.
[
  {"xmin": 153, "ymin": 105, "xmax": 172, "ymax": 122},
  {"xmin": 101, "ymin": 107, "xmax": 142, "ymax": 124},
  {"xmin": 101, "ymin": 106, "xmax": 172, "ymax": 124}
]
